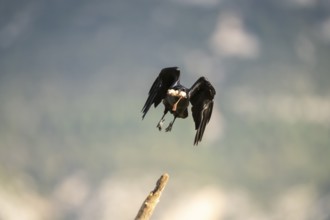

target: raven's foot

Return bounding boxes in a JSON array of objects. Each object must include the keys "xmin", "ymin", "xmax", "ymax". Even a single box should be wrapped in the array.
[
  {"xmin": 156, "ymin": 119, "xmax": 165, "ymax": 131},
  {"xmin": 165, "ymin": 122, "xmax": 173, "ymax": 132}
]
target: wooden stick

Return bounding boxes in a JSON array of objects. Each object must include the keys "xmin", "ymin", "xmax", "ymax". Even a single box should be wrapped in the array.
[{"xmin": 135, "ymin": 173, "xmax": 170, "ymax": 220}]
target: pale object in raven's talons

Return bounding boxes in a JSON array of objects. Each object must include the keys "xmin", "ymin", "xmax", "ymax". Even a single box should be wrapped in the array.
[
  {"xmin": 135, "ymin": 173, "xmax": 170, "ymax": 220},
  {"xmin": 167, "ymin": 89, "xmax": 187, "ymax": 98}
]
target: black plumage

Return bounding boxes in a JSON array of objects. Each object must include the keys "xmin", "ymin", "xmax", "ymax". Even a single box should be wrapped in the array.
[{"xmin": 142, "ymin": 67, "xmax": 216, "ymax": 145}]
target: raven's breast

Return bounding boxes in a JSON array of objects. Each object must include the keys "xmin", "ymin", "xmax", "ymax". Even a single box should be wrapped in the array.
[{"xmin": 163, "ymin": 94, "xmax": 189, "ymax": 118}]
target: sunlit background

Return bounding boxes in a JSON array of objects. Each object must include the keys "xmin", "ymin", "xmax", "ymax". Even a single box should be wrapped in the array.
[{"xmin": 1, "ymin": 0, "xmax": 330, "ymax": 219}]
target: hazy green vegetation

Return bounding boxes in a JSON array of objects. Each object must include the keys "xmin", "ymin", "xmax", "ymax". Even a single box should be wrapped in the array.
[{"xmin": 1, "ymin": 0, "xmax": 330, "ymax": 219}]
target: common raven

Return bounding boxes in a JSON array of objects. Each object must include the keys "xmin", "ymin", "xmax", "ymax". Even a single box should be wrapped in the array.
[{"xmin": 142, "ymin": 67, "xmax": 216, "ymax": 145}]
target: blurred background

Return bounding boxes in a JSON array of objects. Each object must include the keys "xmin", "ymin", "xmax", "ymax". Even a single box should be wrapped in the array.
[{"xmin": 1, "ymin": 0, "xmax": 330, "ymax": 219}]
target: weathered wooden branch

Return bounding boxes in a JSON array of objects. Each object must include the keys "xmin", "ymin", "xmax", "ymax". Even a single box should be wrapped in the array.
[{"xmin": 135, "ymin": 173, "xmax": 170, "ymax": 220}]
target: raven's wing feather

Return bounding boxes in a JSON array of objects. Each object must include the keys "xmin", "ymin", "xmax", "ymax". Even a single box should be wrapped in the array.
[
  {"xmin": 189, "ymin": 77, "xmax": 216, "ymax": 145},
  {"xmin": 142, "ymin": 67, "xmax": 180, "ymax": 119}
]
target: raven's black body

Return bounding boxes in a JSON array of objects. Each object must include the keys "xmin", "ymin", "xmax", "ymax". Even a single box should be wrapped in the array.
[
  {"xmin": 163, "ymin": 92, "xmax": 189, "ymax": 119},
  {"xmin": 142, "ymin": 67, "xmax": 216, "ymax": 145}
]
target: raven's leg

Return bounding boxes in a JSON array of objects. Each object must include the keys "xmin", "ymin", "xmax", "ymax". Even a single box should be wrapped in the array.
[
  {"xmin": 156, "ymin": 109, "xmax": 168, "ymax": 131},
  {"xmin": 165, "ymin": 116, "xmax": 177, "ymax": 132}
]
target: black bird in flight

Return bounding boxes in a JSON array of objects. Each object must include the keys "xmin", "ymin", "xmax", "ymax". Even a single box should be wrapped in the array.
[{"xmin": 142, "ymin": 67, "xmax": 216, "ymax": 145}]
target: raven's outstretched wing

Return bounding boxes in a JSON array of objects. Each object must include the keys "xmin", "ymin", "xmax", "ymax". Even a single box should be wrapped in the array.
[
  {"xmin": 189, "ymin": 77, "xmax": 216, "ymax": 145},
  {"xmin": 142, "ymin": 67, "xmax": 180, "ymax": 119}
]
